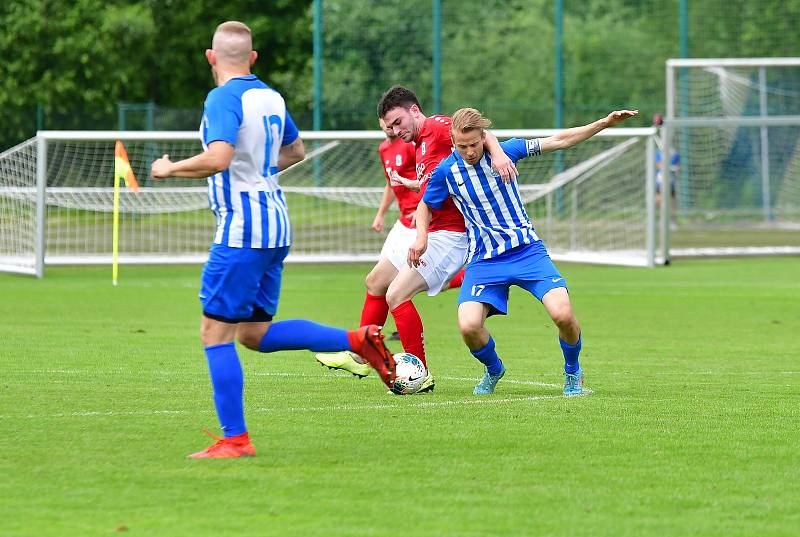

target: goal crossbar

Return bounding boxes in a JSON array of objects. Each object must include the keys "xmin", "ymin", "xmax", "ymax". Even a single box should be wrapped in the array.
[{"xmin": 0, "ymin": 128, "xmax": 657, "ymax": 277}]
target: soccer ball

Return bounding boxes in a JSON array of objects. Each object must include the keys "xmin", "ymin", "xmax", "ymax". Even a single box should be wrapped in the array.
[{"xmin": 391, "ymin": 352, "xmax": 427, "ymax": 395}]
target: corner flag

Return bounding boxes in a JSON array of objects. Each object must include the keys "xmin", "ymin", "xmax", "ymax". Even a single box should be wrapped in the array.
[
  {"xmin": 112, "ymin": 140, "xmax": 139, "ymax": 286},
  {"xmin": 114, "ymin": 140, "xmax": 140, "ymax": 192}
]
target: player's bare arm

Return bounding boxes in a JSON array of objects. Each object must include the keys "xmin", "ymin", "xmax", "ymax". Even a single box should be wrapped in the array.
[
  {"xmin": 391, "ymin": 169, "xmax": 421, "ymax": 192},
  {"xmin": 278, "ymin": 138, "xmax": 305, "ymax": 170},
  {"xmin": 483, "ymin": 130, "xmax": 518, "ymax": 182},
  {"xmin": 539, "ymin": 110, "xmax": 639, "ymax": 153},
  {"xmin": 408, "ymin": 200, "xmax": 432, "ymax": 268},
  {"xmin": 151, "ymin": 141, "xmax": 234, "ymax": 179},
  {"xmin": 372, "ymin": 184, "xmax": 397, "ymax": 232}
]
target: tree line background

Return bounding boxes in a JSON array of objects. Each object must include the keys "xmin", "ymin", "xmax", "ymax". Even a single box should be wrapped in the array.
[{"xmin": 1, "ymin": 0, "xmax": 798, "ymax": 151}]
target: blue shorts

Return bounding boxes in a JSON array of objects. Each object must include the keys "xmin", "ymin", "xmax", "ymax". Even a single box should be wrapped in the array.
[
  {"xmin": 200, "ymin": 243, "xmax": 289, "ymax": 323},
  {"xmin": 458, "ymin": 241, "xmax": 567, "ymax": 317}
]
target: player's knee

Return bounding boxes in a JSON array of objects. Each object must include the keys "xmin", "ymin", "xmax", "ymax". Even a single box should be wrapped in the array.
[
  {"xmin": 458, "ymin": 317, "xmax": 482, "ymax": 340},
  {"xmin": 551, "ymin": 306, "xmax": 578, "ymax": 331},
  {"xmin": 364, "ymin": 269, "xmax": 389, "ymax": 296},
  {"xmin": 199, "ymin": 323, "xmax": 214, "ymax": 347},
  {"xmin": 385, "ymin": 286, "xmax": 404, "ymax": 309},
  {"xmin": 237, "ymin": 330, "xmax": 261, "ymax": 351}
]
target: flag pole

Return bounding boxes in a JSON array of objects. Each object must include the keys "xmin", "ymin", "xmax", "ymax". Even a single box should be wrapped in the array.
[{"xmin": 112, "ymin": 167, "xmax": 120, "ymax": 286}]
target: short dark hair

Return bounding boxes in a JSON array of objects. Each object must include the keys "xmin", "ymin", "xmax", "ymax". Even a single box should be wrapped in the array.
[{"xmin": 377, "ymin": 85, "xmax": 422, "ymax": 118}]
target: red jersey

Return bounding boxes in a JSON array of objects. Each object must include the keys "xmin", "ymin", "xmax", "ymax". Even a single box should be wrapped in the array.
[
  {"xmin": 378, "ymin": 136, "xmax": 420, "ymax": 229},
  {"xmin": 414, "ymin": 115, "xmax": 466, "ymax": 232}
]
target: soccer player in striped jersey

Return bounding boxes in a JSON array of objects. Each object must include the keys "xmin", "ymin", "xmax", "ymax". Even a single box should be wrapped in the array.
[
  {"xmin": 409, "ymin": 107, "xmax": 637, "ymax": 396},
  {"xmin": 376, "ymin": 86, "xmax": 517, "ymax": 394},
  {"xmin": 151, "ymin": 21, "xmax": 396, "ymax": 458}
]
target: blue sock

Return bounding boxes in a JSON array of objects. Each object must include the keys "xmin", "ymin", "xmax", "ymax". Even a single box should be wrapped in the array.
[
  {"xmin": 258, "ymin": 319, "xmax": 351, "ymax": 353},
  {"xmin": 471, "ymin": 337, "xmax": 503, "ymax": 375},
  {"xmin": 204, "ymin": 342, "xmax": 246, "ymax": 437},
  {"xmin": 560, "ymin": 334, "xmax": 582, "ymax": 374}
]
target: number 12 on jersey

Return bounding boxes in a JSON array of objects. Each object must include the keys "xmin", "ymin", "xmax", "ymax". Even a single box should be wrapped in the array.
[{"xmin": 262, "ymin": 114, "xmax": 282, "ymax": 178}]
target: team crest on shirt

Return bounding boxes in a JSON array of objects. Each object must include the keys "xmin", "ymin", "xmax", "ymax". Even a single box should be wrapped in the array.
[
  {"xmin": 396, "ymin": 154, "xmax": 402, "ymax": 166},
  {"xmin": 421, "ymin": 142, "xmax": 426, "ymax": 155}
]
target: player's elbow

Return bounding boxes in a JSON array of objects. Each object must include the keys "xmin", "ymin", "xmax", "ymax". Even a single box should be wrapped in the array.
[
  {"xmin": 208, "ymin": 155, "xmax": 232, "ymax": 174},
  {"xmin": 205, "ymin": 143, "xmax": 235, "ymax": 173}
]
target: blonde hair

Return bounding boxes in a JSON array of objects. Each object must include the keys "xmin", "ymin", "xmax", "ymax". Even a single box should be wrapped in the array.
[
  {"xmin": 212, "ymin": 21, "xmax": 253, "ymax": 65},
  {"xmin": 451, "ymin": 108, "xmax": 492, "ymax": 134}
]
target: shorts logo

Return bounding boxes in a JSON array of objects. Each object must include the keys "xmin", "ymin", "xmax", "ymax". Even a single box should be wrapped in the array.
[
  {"xmin": 471, "ymin": 284, "xmax": 486, "ymax": 297},
  {"xmin": 396, "ymin": 154, "xmax": 402, "ymax": 166},
  {"xmin": 421, "ymin": 142, "xmax": 427, "ymax": 156}
]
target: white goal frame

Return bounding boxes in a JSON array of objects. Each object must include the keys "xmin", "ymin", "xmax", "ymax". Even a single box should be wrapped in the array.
[
  {"xmin": 3, "ymin": 127, "xmax": 658, "ymax": 277},
  {"xmin": 664, "ymin": 57, "xmax": 800, "ymax": 262}
]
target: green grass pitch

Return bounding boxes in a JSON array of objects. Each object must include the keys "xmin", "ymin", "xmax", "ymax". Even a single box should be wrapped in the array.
[{"xmin": 1, "ymin": 258, "xmax": 798, "ymax": 536}]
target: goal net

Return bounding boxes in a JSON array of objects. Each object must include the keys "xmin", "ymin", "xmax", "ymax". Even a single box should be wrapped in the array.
[
  {"xmin": 664, "ymin": 58, "xmax": 800, "ymax": 259},
  {"xmin": 0, "ymin": 128, "xmax": 657, "ymax": 277}
]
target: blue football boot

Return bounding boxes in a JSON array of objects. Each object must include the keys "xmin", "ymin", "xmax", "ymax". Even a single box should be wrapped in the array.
[
  {"xmin": 563, "ymin": 368, "xmax": 584, "ymax": 396},
  {"xmin": 473, "ymin": 364, "xmax": 505, "ymax": 395}
]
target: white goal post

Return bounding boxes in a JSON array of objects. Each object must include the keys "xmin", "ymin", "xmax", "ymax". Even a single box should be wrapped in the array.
[
  {"xmin": 663, "ymin": 57, "xmax": 800, "ymax": 262},
  {"xmin": 0, "ymin": 127, "xmax": 658, "ymax": 277}
]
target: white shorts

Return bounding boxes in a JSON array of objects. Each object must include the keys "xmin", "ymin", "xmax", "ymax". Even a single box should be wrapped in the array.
[
  {"xmin": 380, "ymin": 220, "xmax": 417, "ymax": 270},
  {"xmin": 415, "ymin": 230, "xmax": 468, "ymax": 297}
]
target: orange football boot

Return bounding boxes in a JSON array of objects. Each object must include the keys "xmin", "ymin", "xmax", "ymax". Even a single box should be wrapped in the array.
[
  {"xmin": 188, "ymin": 430, "xmax": 256, "ymax": 459},
  {"xmin": 347, "ymin": 324, "xmax": 396, "ymax": 388}
]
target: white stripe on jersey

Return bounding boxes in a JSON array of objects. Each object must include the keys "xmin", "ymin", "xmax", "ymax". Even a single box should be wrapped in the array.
[
  {"xmin": 247, "ymin": 190, "xmax": 263, "ymax": 248},
  {"xmin": 447, "ymin": 156, "xmax": 539, "ymax": 263}
]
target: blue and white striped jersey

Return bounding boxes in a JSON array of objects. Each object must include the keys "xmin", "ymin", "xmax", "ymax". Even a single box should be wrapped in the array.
[
  {"xmin": 423, "ymin": 138, "xmax": 542, "ymax": 264},
  {"xmin": 201, "ymin": 74, "xmax": 299, "ymax": 249}
]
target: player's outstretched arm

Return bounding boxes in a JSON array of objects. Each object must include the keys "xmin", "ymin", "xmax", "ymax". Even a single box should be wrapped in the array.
[
  {"xmin": 484, "ymin": 131, "xmax": 518, "ymax": 182},
  {"xmin": 372, "ymin": 184, "xmax": 396, "ymax": 232},
  {"xmin": 151, "ymin": 141, "xmax": 234, "ymax": 179},
  {"xmin": 278, "ymin": 138, "xmax": 305, "ymax": 171},
  {"xmin": 408, "ymin": 201, "xmax": 432, "ymax": 268},
  {"xmin": 539, "ymin": 110, "xmax": 639, "ymax": 153}
]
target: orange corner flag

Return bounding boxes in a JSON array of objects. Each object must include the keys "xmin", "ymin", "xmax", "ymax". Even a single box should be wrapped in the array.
[{"xmin": 114, "ymin": 140, "xmax": 140, "ymax": 192}]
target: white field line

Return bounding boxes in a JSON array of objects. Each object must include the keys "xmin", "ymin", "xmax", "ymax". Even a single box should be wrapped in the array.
[{"xmin": 0, "ymin": 373, "xmax": 591, "ymax": 419}]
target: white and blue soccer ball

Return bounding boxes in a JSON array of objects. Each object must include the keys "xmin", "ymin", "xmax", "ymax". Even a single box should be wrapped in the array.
[{"xmin": 391, "ymin": 352, "xmax": 427, "ymax": 395}]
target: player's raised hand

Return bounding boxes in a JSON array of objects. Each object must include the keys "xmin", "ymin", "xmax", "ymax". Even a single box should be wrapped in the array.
[
  {"xmin": 151, "ymin": 154, "xmax": 173, "ymax": 179},
  {"xmin": 605, "ymin": 110, "xmax": 639, "ymax": 127},
  {"xmin": 491, "ymin": 152, "xmax": 518, "ymax": 183},
  {"xmin": 371, "ymin": 214, "xmax": 385, "ymax": 233},
  {"xmin": 407, "ymin": 238, "xmax": 428, "ymax": 268}
]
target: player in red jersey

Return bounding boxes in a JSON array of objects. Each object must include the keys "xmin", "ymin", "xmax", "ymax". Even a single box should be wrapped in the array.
[
  {"xmin": 315, "ymin": 118, "xmax": 420, "ymax": 377},
  {"xmin": 375, "ymin": 85, "xmax": 516, "ymax": 393},
  {"xmin": 316, "ymin": 116, "xmax": 468, "ymax": 380}
]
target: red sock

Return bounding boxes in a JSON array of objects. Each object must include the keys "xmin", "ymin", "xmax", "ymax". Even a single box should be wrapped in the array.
[
  {"xmin": 391, "ymin": 300, "xmax": 426, "ymax": 366},
  {"xmin": 360, "ymin": 293, "xmax": 389, "ymax": 327},
  {"xmin": 447, "ymin": 268, "xmax": 465, "ymax": 289}
]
